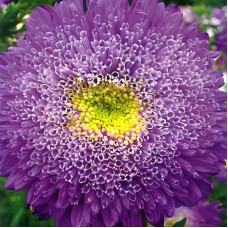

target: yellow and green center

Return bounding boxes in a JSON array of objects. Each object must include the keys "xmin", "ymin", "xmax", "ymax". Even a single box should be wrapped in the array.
[{"xmin": 66, "ymin": 79, "xmax": 146, "ymax": 145}]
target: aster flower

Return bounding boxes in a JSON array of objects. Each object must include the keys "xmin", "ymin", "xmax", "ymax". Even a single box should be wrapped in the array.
[
  {"xmin": 165, "ymin": 199, "xmax": 225, "ymax": 227},
  {"xmin": 0, "ymin": 0, "xmax": 8, "ymax": 4},
  {"xmin": 1, "ymin": 0, "xmax": 15, "ymax": 3},
  {"xmin": 214, "ymin": 8, "xmax": 227, "ymax": 55},
  {"xmin": 0, "ymin": 0, "xmax": 226, "ymax": 227},
  {"xmin": 0, "ymin": 0, "xmax": 14, "ymax": 8},
  {"xmin": 213, "ymin": 8, "xmax": 226, "ymax": 21},
  {"xmin": 0, "ymin": 0, "xmax": 7, "ymax": 9},
  {"xmin": 180, "ymin": 5, "xmax": 198, "ymax": 25}
]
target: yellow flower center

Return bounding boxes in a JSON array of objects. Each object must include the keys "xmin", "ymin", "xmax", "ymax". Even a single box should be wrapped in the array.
[{"xmin": 65, "ymin": 77, "xmax": 146, "ymax": 145}]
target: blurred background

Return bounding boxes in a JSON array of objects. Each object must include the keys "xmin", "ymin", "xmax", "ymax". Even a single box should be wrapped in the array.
[{"xmin": 0, "ymin": 0, "xmax": 227, "ymax": 226}]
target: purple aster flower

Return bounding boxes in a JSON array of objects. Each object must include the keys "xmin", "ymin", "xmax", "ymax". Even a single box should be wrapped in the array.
[
  {"xmin": 0, "ymin": 0, "xmax": 14, "ymax": 9},
  {"xmin": 1, "ymin": 0, "xmax": 14, "ymax": 3},
  {"xmin": 0, "ymin": 0, "xmax": 13, "ymax": 6},
  {"xmin": 0, "ymin": 0, "xmax": 6, "ymax": 9},
  {"xmin": 213, "ymin": 8, "xmax": 226, "ymax": 21},
  {"xmin": 165, "ymin": 199, "xmax": 225, "ymax": 227},
  {"xmin": 180, "ymin": 5, "xmax": 198, "ymax": 25},
  {"xmin": 0, "ymin": 0, "xmax": 227, "ymax": 226},
  {"xmin": 215, "ymin": 20, "xmax": 227, "ymax": 54},
  {"xmin": 213, "ymin": 8, "xmax": 227, "ymax": 54}
]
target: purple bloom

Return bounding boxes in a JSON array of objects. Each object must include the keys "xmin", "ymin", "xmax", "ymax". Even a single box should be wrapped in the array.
[
  {"xmin": 214, "ymin": 8, "xmax": 227, "ymax": 54},
  {"xmin": 0, "ymin": 0, "xmax": 226, "ymax": 226},
  {"xmin": 2, "ymin": 0, "xmax": 14, "ymax": 3},
  {"xmin": 165, "ymin": 199, "xmax": 225, "ymax": 227},
  {"xmin": 0, "ymin": 0, "xmax": 14, "ymax": 10},
  {"xmin": 180, "ymin": 5, "xmax": 198, "ymax": 25},
  {"xmin": 213, "ymin": 8, "xmax": 226, "ymax": 21},
  {"xmin": 0, "ymin": 0, "xmax": 13, "ymax": 6}
]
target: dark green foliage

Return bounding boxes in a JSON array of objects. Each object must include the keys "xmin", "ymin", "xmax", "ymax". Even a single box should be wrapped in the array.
[
  {"xmin": 172, "ymin": 218, "xmax": 187, "ymax": 227},
  {"xmin": 0, "ymin": 0, "xmax": 61, "ymax": 51},
  {"xmin": 159, "ymin": 0, "xmax": 226, "ymax": 6},
  {"xmin": 83, "ymin": 0, "xmax": 87, "ymax": 11},
  {"xmin": 193, "ymin": 0, "xmax": 226, "ymax": 7},
  {"xmin": 129, "ymin": 0, "xmax": 134, "ymax": 5},
  {"xmin": 159, "ymin": 0, "xmax": 194, "ymax": 6},
  {"xmin": 210, "ymin": 178, "xmax": 227, "ymax": 227}
]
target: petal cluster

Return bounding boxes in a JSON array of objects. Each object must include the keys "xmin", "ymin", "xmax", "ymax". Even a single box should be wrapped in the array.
[
  {"xmin": 0, "ymin": 0, "xmax": 226, "ymax": 226},
  {"xmin": 165, "ymin": 199, "xmax": 224, "ymax": 227}
]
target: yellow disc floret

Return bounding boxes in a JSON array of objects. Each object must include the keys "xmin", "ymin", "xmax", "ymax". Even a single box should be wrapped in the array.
[{"xmin": 66, "ymin": 79, "xmax": 146, "ymax": 144}]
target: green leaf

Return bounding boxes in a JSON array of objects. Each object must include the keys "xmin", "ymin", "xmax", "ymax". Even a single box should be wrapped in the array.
[
  {"xmin": 0, "ymin": 0, "xmax": 62, "ymax": 50},
  {"xmin": 9, "ymin": 208, "xmax": 24, "ymax": 227},
  {"xmin": 172, "ymin": 218, "xmax": 187, "ymax": 227}
]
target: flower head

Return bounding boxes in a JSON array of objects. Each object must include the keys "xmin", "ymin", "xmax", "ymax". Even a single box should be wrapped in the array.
[
  {"xmin": 165, "ymin": 199, "xmax": 225, "ymax": 227},
  {"xmin": 0, "ymin": 0, "xmax": 226, "ymax": 226}
]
